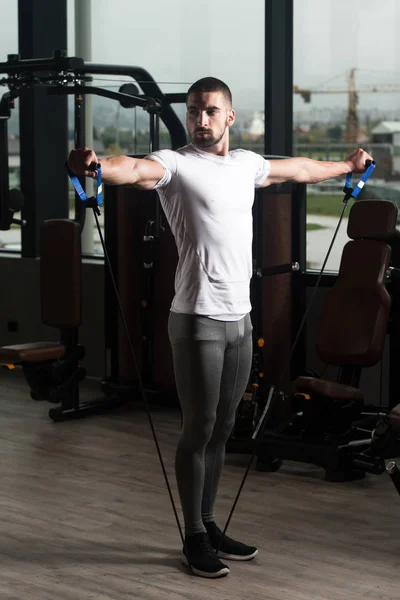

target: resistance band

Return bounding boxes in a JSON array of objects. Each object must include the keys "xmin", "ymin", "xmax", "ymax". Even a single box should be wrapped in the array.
[
  {"xmin": 67, "ymin": 164, "xmax": 193, "ymax": 570},
  {"xmin": 218, "ymin": 159, "xmax": 377, "ymax": 549},
  {"xmin": 67, "ymin": 158, "xmax": 377, "ymax": 563}
]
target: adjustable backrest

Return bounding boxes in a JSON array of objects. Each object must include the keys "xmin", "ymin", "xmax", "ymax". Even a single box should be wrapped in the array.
[
  {"xmin": 316, "ymin": 200, "xmax": 398, "ymax": 367},
  {"xmin": 40, "ymin": 219, "xmax": 82, "ymax": 329}
]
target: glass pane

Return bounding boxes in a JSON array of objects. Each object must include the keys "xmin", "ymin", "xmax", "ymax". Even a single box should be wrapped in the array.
[
  {"xmin": 0, "ymin": 0, "xmax": 20, "ymax": 252},
  {"xmin": 294, "ymin": 0, "xmax": 400, "ymax": 271},
  {"xmin": 67, "ymin": 0, "xmax": 265, "ymax": 254},
  {"xmin": 68, "ymin": 0, "xmax": 265, "ymax": 152}
]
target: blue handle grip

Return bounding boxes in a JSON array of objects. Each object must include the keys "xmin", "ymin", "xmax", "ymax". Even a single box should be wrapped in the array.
[
  {"xmin": 66, "ymin": 162, "xmax": 103, "ymax": 206},
  {"xmin": 344, "ymin": 160, "xmax": 375, "ymax": 199}
]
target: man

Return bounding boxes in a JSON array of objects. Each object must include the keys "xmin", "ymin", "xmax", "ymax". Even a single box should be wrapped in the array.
[{"xmin": 67, "ymin": 77, "xmax": 373, "ymax": 579}]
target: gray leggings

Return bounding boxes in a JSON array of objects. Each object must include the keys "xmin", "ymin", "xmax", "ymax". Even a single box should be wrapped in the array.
[{"xmin": 168, "ymin": 312, "xmax": 253, "ymax": 536}]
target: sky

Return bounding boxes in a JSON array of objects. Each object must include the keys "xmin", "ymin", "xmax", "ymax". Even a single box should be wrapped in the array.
[
  {"xmin": 293, "ymin": 0, "xmax": 400, "ymax": 112},
  {"xmin": 1, "ymin": 0, "xmax": 400, "ymax": 115}
]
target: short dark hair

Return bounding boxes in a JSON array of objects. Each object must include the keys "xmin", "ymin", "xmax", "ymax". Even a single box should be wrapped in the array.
[{"xmin": 187, "ymin": 77, "xmax": 232, "ymax": 106}]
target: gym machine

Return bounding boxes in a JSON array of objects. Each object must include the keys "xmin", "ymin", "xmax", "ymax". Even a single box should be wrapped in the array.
[
  {"xmin": 100, "ymin": 176, "xmax": 308, "ymax": 413},
  {"xmin": 256, "ymin": 199, "xmax": 400, "ymax": 479},
  {"xmin": 238, "ymin": 196, "xmax": 400, "ymax": 485},
  {"xmin": 0, "ymin": 51, "xmax": 187, "ymax": 420},
  {"xmin": 2, "ymin": 50, "xmax": 398, "ymax": 494},
  {"xmin": 0, "ymin": 50, "xmax": 323, "ymax": 426},
  {"xmin": 228, "ymin": 178, "xmax": 304, "ymax": 451}
]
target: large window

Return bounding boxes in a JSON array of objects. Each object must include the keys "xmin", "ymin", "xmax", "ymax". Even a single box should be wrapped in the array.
[
  {"xmin": 67, "ymin": 0, "xmax": 265, "ymax": 254},
  {"xmin": 70, "ymin": 0, "xmax": 265, "ymax": 150},
  {"xmin": 0, "ymin": 0, "xmax": 20, "ymax": 251},
  {"xmin": 294, "ymin": 0, "xmax": 400, "ymax": 271}
]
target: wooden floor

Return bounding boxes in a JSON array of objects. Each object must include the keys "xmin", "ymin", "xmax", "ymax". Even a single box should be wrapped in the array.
[{"xmin": 0, "ymin": 370, "xmax": 399, "ymax": 600}]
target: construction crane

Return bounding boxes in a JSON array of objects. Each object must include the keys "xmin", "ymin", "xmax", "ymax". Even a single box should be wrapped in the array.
[{"xmin": 294, "ymin": 68, "xmax": 400, "ymax": 143}]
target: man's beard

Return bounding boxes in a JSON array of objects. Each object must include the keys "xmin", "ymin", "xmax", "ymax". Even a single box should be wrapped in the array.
[{"xmin": 192, "ymin": 125, "xmax": 227, "ymax": 148}]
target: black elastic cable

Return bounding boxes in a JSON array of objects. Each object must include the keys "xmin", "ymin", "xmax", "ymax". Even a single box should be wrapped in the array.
[
  {"xmin": 91, "ymin": 208, "xmax": 189, "ymax": 553},
  {"xmin": 217, "ymin": 201, "xmax": 350, "ymax": 551},
  {"xmin": 91, "ymin": 207, "xmax": 191, "ymax": 564},
  {"xmin": 219, "ymin": 162, "xmax": 376, "ymax": 550},
  {"xmin": 67, "ymin": 166, "xmax": 192, "ymax": 570}
]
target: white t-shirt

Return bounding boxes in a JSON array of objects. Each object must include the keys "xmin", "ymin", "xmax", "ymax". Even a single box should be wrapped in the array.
[{"xmin": 147, "ymin": 143, "xmax": 270, "ymax": 319}]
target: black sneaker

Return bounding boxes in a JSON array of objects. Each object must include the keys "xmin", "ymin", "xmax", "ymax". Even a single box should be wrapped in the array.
[
  {"xmin": 205, "ymin": 522, "xmax": 258, "ymax": 561},
  {"xmin": 182, "ymin": 532, "xmax": 230, "ymax": 578}
]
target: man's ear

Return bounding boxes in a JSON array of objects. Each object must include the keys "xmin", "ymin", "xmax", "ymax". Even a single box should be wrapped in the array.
[{"xmin": 227, "ymin": 108, "xmax": 236, "ymax": 127}]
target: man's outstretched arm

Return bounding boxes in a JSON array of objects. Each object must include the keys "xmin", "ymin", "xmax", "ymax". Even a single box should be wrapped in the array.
[
  {"xmin": 67, "ymin": 147, "xmax": 165, "ymax": 190},
  {"xmin": 260, "ymin": 148, "xmax": 373, "ymax": 187}
]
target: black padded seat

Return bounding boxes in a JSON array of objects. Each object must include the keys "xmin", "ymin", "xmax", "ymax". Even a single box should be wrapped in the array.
[
  {"xmin": 295, "ymin": 376, "xmax": 363, "ymax": 404},
  {"xmin": 0, "ymin": 219, "xmax": 81, "ymax": 367},
  {"xmin": 0, "ymin": 342, "xmax": 66, "ymax": 363}
]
